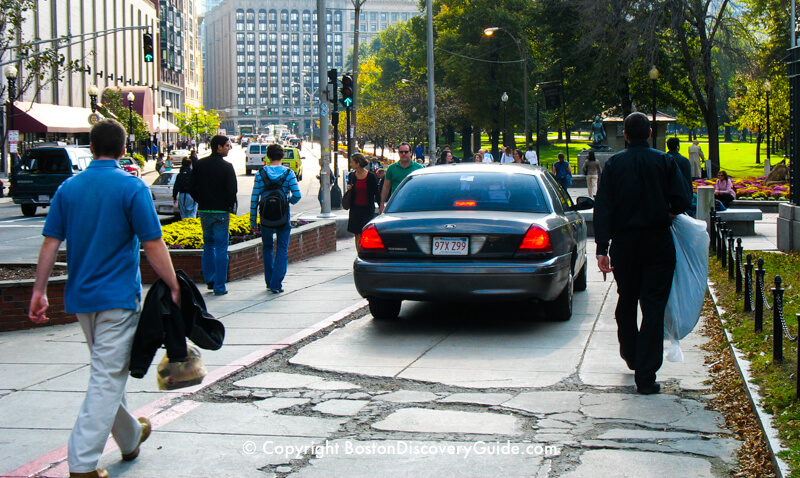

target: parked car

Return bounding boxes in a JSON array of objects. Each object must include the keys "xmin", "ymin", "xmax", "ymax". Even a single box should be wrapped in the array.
[
  {"xmin": 149, "ymin": 171, "xmax": 180, "ymax": 216},
  {"xmin": 118, "ymin": 157, "xmax": 141, "ymax": 177},
  {"xmin": 10, "ymin": 146, "xmax": 94, "ymax": 216},
  {"xmin": 168, "ymin": 149, "xmax": 191, "ymax": 167},
  {"xmin": 352, "ymin": 163, "xmax": 594, "ymax": 321}
]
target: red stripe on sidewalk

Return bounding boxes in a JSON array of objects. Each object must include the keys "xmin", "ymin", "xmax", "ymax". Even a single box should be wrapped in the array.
[{"xmin": 2, "ymin": 300, "xmax": 368, "ymax": 477}]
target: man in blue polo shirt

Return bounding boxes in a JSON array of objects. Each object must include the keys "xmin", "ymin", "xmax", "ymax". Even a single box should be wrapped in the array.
[{"xmin": 28, "ymin": 119, "xmax": 181, "ymax": 478}]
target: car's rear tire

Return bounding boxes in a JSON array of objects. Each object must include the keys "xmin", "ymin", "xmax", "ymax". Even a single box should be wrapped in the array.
[
  {"xmin": 544, "ymin": 274, "xmax": 573, "ymax": 321},
  {"xmin": 297, "ymin": 171, "xmax": 303, "ymax": 181},
  {"xmin": 573, "ymin": 261, "xmax": 587, "ymax": 292},
  {"xmin": 369, "ymin": 297, "xmax": 401, "ymax": 320},
  {"xmin": 21, "ymin": 204, "xmax": 36, "ymax": 217}
]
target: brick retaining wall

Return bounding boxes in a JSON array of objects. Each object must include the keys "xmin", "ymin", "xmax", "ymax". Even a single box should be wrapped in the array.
[{"xmin": 3, "ymin": 220, "xmax": 336, "ymax": 332}]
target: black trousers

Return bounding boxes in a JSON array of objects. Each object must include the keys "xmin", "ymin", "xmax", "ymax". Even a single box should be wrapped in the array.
[{"xmin": 610, "ymin": 229, "xmax": 675, "ymax": 388}]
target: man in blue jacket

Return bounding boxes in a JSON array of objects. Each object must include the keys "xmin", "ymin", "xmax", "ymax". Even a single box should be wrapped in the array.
[
  {"xmin": 28, "ymin": 119, "xmax": 180, "ymax": 478},
  {"xmin": 250, "ymin": 143, "xmax": 301, "ymax": 293}
]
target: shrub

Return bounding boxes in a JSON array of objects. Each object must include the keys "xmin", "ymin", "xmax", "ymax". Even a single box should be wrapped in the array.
[
  {"xmin": 132, "ymin": 154, "xmax": 146, "ymax": 169},
  {"xmin": 161, "ymin": 214, "xmax": 310, "ymax": 249}
]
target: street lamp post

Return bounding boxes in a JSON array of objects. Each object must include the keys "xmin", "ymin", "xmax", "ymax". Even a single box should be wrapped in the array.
[
  {"xmin": 485, "ymin": 27, "xmax": 529, "ymax": 149},
  {"xmin": 127, "ymin": 91, "xmax": 135, "ymax": 156},
  {"xmin": 5, "ymin": 65, "xmax": 17, "ymax": 174},
  {"xmin": 501, "ymin": 91, "xmax": 508, "ymax": 146},
  {"xmin": 765, "ymin": 79, "xmax": 772, "ymax": 175},
  {"xmin": 164, "ymin": 98, "xmax": 172, "ymax": 153},
  {"xmin": 649, "ymin": 65, "xmax": 659, "ymax": 149},
  {"xmin": 87, "ymin": 84, "xmax": 99, "ymax": 113}
]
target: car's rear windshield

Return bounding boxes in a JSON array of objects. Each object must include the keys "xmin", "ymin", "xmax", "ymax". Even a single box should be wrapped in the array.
[
  {"xmin": 249, "ymin": 145, "xmax": 261, "ymax": 154},
  {"xmin": 20, "ymin": 150, "xmax": 75, "ymax": 174},
  {"xmin": 284, "ymin": 149, "xmax": 296, "ymax": 160},
  {"xmin": 152, "ymin": 173, "xmax": 176, "ymax": 185},
  {"xmin": 386, "ymin": 172, "xmax": 551, "ymax": 213}
]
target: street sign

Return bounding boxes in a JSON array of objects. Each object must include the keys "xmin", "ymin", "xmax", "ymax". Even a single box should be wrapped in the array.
[
  {"xmin": 9, "ymin": 143, "xmax": 17, "ymax": 153},
  {"xmin": 87, "ymin": 113, "xmax": 101, "ymax": 125},
  {"xmin": 540, "ymin": 82, "xmax": 562, "ymax": 110},
  {"xmin": 321, "ymin": 103, "xmax": 328, "ymax": 117},
  {"xmin": 8, "ymin": 130, "xmax": 18, "ymax": 142}
]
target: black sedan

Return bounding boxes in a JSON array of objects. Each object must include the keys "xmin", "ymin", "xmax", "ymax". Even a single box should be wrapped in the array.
[{"xmin": 353, "ymin": 163, "xmax": 593, "ymax": 321}]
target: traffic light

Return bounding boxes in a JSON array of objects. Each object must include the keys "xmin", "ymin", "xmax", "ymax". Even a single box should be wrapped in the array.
[
  {"xmin": 340, "ymin": 75, "xmax": 354, "ymax": 108},
  {"xmin": 244, "ymin": 107, "xmax": 249, "ymax": 115},
  {"xmin": 143, "ymin": 33, "xmax": 154, "ymax": 63}
]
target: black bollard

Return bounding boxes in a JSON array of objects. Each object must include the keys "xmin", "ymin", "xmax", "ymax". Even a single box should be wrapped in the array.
[
  {"xmin": 773, "ymin": 275, "xmax": 784, "ymax": 364},
  {"xmin": 720, "ymin": 227, "xmax": 728, "ymax": 267},
  {"xmin": 710, "ymin": 209, "xmax": 717, "ymax": 252},
  {"xmin": 727, "ymin": 232, "xmax": 735, "ymax": 281},
  {"xmin": 744, "ymin": 254, "xmax": 753, "ymax": 312},
  {"xmin": 755, "ymin": 258, "xmax": 765, "ymax": 333},
  {"xmin": 736, "ymin": 238, "xmax": 743, "ymax": 293}
]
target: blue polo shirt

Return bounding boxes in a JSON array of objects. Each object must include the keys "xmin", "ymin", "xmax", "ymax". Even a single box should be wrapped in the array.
[{"xmin": 42, "ymin": 159, "xmax": 163, "ymax": 313}]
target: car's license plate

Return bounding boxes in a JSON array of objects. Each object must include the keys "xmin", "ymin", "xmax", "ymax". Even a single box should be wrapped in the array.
[
  {"xmin": 158, "ymin": 205, "xmax": 172, "ymax": 213},
  {"xmin": 432, "ymin": 237, "xmax": 468, "ymax": 255},
  {"xmin": 37, "ymin": 195, "xmax": 49, "ymax": 202}
]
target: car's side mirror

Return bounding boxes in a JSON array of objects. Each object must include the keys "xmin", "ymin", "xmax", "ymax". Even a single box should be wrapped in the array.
[{"xmin": 572, "ymin": 196, "xmax": 594, "ymax": 211}]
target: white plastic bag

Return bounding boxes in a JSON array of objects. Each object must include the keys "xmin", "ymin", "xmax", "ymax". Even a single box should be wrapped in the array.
[{"xmin": 664, "ymin": 214, "xmax": 710, "ymax": 362}]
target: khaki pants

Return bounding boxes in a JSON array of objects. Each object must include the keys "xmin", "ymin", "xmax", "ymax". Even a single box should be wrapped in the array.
[{"xmin": 68, "ymin": 305, "xmax": 143, "ymax": 473}]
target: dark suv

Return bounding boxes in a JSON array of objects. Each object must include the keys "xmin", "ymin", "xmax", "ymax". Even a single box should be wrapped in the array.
[{"xmin": 10, "ymin": 146, "xmax": 93, "ymax": 216}]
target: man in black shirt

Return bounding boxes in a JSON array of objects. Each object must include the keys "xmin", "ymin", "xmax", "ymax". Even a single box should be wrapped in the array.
[
  {"xmin": 666, "ymin": 137, "xmax": 692, "ymax": 188},
  {"xmin": 594, "ymin": 112, "xmax": 691, "ymax": 395},
  {"xmin": 189, "ymin": 135, "xmax": 237, "ymax": 295}
]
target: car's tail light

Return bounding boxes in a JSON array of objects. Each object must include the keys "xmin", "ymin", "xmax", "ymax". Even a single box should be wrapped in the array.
[
  {"xmin": 518, "ymin": 225, "xmax": 552, "ymax": 253},
  {"xmin": 360, "ymin": 224, "xmax": 387, "ymax": 253},
  {"xmin": 454, "ymin": 200, "xmax": 477, "ymax": 208}
]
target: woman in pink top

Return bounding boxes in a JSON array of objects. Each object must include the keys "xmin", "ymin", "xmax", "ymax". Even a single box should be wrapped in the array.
[{"xmin": 714, "ymin": 170, "xmax": 736, "ymax": 207}]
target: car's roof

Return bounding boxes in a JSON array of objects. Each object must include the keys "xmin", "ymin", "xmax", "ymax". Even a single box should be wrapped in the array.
[{"xmin": 407, "ymin": 163, "xmax": 545, "ymax": 177}]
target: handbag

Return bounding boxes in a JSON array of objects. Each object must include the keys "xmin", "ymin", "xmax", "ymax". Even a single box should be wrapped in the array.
[{"xmin": 341, "ymin": 188, "xmax": 352, "ymax": 210}]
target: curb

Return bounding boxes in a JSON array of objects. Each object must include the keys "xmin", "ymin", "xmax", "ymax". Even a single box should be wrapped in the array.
[{"xmin": 707, "ymin": 282, "xmax": 791, "ymax": 478}]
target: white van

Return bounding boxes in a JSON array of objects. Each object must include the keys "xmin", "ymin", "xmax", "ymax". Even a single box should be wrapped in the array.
[{"xmin": 245, "ymin": 143, "xmax": 268, "ymax": 175}]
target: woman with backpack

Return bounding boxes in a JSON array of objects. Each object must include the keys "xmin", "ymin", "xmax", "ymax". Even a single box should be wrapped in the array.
[
  {"xmin": 250, "ymin": 144, "xmax": 302, "ymax": 293},
  {"xmin": 173, "ymin": 158, "xmax": 197, "ymax": 219},
  {"xmin": 346, "ymin": 153, "xmax": 380, "ymax": 250}
]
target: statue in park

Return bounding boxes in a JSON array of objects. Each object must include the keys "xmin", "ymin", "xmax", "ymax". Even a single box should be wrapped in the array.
[
  {"xmin": 765, "ymin": 160, "xmax": 790, "ymax": 185},
  {"xmin": 588, "ymin": 115, "xmax": 613, "ymax": 151}
]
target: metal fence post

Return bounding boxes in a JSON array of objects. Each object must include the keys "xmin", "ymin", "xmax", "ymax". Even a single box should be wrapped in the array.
[
  {"xmin": 755, "ymin": 258, "xmax": 765, "ymax": 333},
  {"xmin": 710, "ymin": 209, "xmax": 717, "ymax": 253},
  {"xmin": 735, "ymin": 238, "xmax": 743, "ymax": 293},
  {"xmin": 727, "ymin": 232, "xmax": 735, "ymax": 280},
  {"xmin": 744, "ymin": 254, "xmax": 753, "ymax": 312},
  {"xmin": 720, "ymin": 226, "xmax": 728, "ymax": 267},
  {"xmin": 773, "ymin": 275, "xmax": 784, "ymax": 364}
]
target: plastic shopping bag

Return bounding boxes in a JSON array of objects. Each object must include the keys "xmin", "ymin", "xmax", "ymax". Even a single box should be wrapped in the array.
[
  {"xmin": 156, "ymin": 343, "xmax": 207, "ymax": 390},
  {"xmin": 664, "ymin": 214, "xmax": 710, "ymax": 362}
]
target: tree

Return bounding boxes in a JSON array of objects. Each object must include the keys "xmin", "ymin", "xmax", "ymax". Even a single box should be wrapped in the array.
[
  {"xmin": 97, "ymin": 88, "xmax": 149, "ymax": 143},
  {"xmin": 174, "ymin": 106, "xmax": 222, "ymax": 143}
]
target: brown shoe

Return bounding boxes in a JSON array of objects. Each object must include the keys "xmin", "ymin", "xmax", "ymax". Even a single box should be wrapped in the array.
[
  {"xmin": 69, "ymin": 469, "xmax": 109, "ymax": 478},
  {"xmin": 121, "ymin": 417, "xmax": 151, "ymax": 461}
]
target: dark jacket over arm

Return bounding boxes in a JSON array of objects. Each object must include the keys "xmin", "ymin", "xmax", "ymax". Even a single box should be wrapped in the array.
[{"xmin": 593, "ymin": 140, "xmax": 691, "ymax": 256}]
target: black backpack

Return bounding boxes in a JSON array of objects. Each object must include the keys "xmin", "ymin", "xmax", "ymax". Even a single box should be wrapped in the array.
[
  {"xmin": 258, "ymin": 168, "xmax": 291, "ymax": 228},
  {"xmin": 174, "ymin": 168, "xmax": 192, "ymax": 194}
]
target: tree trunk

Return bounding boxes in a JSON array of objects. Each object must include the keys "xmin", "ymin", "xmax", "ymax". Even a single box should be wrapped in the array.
[
  {"xmin": 724, "ymin": 125, "xmax": 732, "ymax": 142},
  {"xmin": 461, "ymin": 125, "xmax": 472, "ymax": 160},
  {"xmin": 490, "ymin": 128, "xmax": 500, "ymax": 160},
  {"xmin": 756, "ymin": 132, "xmax": 762, "ymax": 164}
]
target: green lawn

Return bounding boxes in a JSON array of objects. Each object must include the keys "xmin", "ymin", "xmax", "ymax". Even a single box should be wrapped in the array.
[{"xmin": 449, "ymin": 133, "xmax": 786, "ymax": 180}]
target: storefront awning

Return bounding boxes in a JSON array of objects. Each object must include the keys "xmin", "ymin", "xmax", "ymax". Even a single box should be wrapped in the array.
[
  {"xmin": 151, "ymin": 115, "xmax": 179, "ymax": 133},
  {"xmin": 12, "ymin": 101, "xmax": 96, "ymax": 134}
]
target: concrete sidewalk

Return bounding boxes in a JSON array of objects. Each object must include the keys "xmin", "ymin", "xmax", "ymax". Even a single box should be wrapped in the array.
[{"xmin": 0, "ymin": 205, "xmax": 781, "ymax": 478}]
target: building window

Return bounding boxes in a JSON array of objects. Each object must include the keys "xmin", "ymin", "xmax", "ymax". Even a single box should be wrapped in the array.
[
  {"xmin": 381, "ymin": 13, "xmax": 386, "ymax": 20},
  {"xmin": 402, "ymin": 13, "xmax": 408, "ymax": 20}
]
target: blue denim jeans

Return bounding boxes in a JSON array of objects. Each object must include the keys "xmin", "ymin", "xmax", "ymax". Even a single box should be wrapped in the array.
[
  {"xmin": 261, "ymin": 223, "xmax": 292, "ymax": 291},
  {"xmin": 178, "ymin": 193, "xmax": 197, "ymax": 219},
  {"xmin": 200, "ymin": 212, "xmax": 230, "ymax": 294}
]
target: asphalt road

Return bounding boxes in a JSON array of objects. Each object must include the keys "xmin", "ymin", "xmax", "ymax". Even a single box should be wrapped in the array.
[{"xmin": 0, "ymin": 142, "xmax": 339, "ymax": 263}]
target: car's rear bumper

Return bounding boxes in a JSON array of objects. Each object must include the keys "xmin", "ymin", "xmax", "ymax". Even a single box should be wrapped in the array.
[{"xmin": 353, "ymin": 254, "xmax": 571, "ymax": 302}]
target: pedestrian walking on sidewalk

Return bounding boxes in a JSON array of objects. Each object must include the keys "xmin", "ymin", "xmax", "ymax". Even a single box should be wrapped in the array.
[
  {"xmin": 190, "ymin": 135, "xmax": 237, "ymax": 295},
  {"xmin": 666, "ymin": 137, "xmax": 692, "ymax": 188},
  {"xmin": 28, "ymin": 118, "xmax": 181, "ymax": 478},
  {"xmin": 582, "ymin": 151, "xmax": 602, "ymax": 197},
  {"xmin": 346, "ymin": 153, "xmax": 380, "ymax": 250},
  {"xmin": 380, "ymin": 142, "xmax": 423, "ymax": 213},
  {"xmin": 552, "ymin": 153, "xmax": 572, "ymax": 188},
  {"xmin": 594, "ymin": 112, "xmax": 691, "ymax": 396},
  {"xmin": 250, "ymin": 143, "xmax": 301, "ymax": 293},
  {"xmin": 172, "ymin": 158, "xmax": 197, "ymax": 219}
]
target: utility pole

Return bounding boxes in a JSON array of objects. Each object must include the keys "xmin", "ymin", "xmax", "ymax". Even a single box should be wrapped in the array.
[
  {"xmin": 426, "ymin": 0, "xmax": 436, "ymax": 160},
  {"xmin": 317, "ymin": 0, "xmax": 332, "ymax": 217}
]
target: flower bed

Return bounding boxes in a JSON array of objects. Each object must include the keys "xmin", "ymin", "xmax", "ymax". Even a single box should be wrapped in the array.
[
  {"xmin": 0, "ymin": 264, "xmax": 70, "ymax": 332},
  {"xmin": 693, "ymin": 177, "xmax": 790, "ymax": 200}
]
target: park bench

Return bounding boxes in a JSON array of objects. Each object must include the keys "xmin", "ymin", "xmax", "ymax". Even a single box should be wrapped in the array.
[
  {"xmin": 716, "ymin": 208, "xmax": 762, "ymax": 236},
  {"xmin": 578, "ymin": 208, "xmax": 762, "ymax": 237}
]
